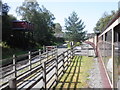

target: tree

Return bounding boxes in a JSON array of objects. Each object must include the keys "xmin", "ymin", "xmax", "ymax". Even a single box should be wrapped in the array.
[
  {"xmin": 16, "ymin": 1, "xmax": 41, "ymax": 22},
  {"xmin": 65, "ymin": 11, "xmax": 86, "ymax": 43},
  {"xmin": 0, "ymin": 1, "xmax": 2, "ymax": 15},
  {"xmin": 53, "ymin": 23, "xmax": 63, "ymax": 37},
  {"xmin": 2, "ymin": 3, "xmax": 10, "ymax": 15},
  {"xmin": 53, "ymin": 23, "xmax": 65, "ymax": 44},
  {"xmin": 16, "ymin": 1, "xmax": 55, "ymax": 46},
  {"xmin": 2, "ymin": 14, "xmax": 16, "ymax": 42},
  {"xmin": 2, "ymin": 3, "xmax": 18, "ymax": 48},
  {"xmin": 94, "ymin": 10, "xmax": 116, "ymax": 32},
  {"xmin": 53, "ymin": 23, "xmax": 62, "ymax": 33}
]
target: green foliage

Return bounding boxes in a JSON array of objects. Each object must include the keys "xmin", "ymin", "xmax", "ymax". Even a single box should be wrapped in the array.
[
  {"xmin": 2, "ymin": 14, "xmax": 35, "ymax": 49},
  {"xmin": 94, "ymin": 10, "xmax": 116, "ymax": 32},
  {"xmin": 2, "ymin": 47, "xmax": 27, "ymax": 59},
  {"xmin": 53, "ymin": 23, "xmax": 62, "ymax": 33},
  {"xmin": 53, "ymin": 23, "xmax": 65, "ymax": 40},
  {"xmin": 2, "ymin": 3, "xmax": 35, "ymax": 50},
  {"xmin": 2, "ymin": 2, "xmax": 66, "ymax": 60},
  {"xmin": 2, "ymin": 3, "xmax": 10, "ymax": 15},
  {"xmin": 16, "ymin": 2, "xmax": 55, "ymax": 46},
  {"xmin": 67, "ymin": 42, "xmax": 71, "ymax": 49},
  {"xmin": 55, "ymin": 37, "xmax": 65, "ymax": 43},
  {"xmin": 2, "ymin": 14, "xmax": 16, "ymax": 46},
  {"xmin": 65, "ymin": 11, "xmax": 86, "ymax": 43}
]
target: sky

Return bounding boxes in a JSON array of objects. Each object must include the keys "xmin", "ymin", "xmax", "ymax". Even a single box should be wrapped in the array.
[{"xmin": 2, "ymin": 0, "xmax": 119, "ymax": 33}]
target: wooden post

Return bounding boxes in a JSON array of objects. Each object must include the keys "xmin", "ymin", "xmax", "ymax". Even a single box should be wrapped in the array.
[
  {"xmin": 68, "ymin": 50, "xmax": 70, "ymax": 66},
  {"xmin": 39, "ymin": 49, "xmax": 41, "ymax": 58},
  {"xmin": 55, "ymin": 48, "xmax": 58, "ymax": 83},
  {"xmin": 43, "ymin": 45, "xmax": 45, "ymax": 53},
  {"xmin": 112, "ymin": 28, "xmax": 114, "ymax": 88},
  {"xmin": 9, "ymin": 55, "xmax": 17, "ymax": 89},
  {"xmin": 71, "ymin": 46, "xmax": 74, "ymax": 59},
  {"xmin": 52, "ymin": 47, "xmax": 53, "ymax": 58},
  {"xmin": 28, "ymin": 51, "xmax": 32, "ymax": 71},
  {"xmin": 66, "ymin": 51, "xmax": 69, "ymax": 66},
  {"xmin": 9, "ymin": 78, "xmax": 16, "ymax": 90},
  {"xmin": 62, "ymin": 53, "xmax": 65, "ymax": 73},
  {"xmin": 13, "ymin": 55, "xmax": 17, "ymax": 78},
  {"xmin": 39, "ymin": 49, "xmax": 41, "ymax": 64},
  {"xmin": 52, "ymin": 46, "xmax": 55, "ymax": 58},
  {"xmin": 68, "ymin": 50, "xmax": 71, "ymax": 65},
  {"xmin": 87, "ymin": 44, "xmax": 89, "ymax": 56},
  {"xmin": 45, "ymin": 46, "xmax": 47, "ymax": 52},
  {"xmin": 46, "ymin": 48, "xmax": 48, "ymax": 62},
  {"xmin": 42, "ymin": 62, "xmax": 46, "ymax": 89},
  {"xmin": 71, "ymin": 47, "xmax": 73, "ymax": 59}
]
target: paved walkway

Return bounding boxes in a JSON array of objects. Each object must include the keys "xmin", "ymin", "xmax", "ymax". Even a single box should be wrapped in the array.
[
  {"xmin": 87, "ymin": 58, "xmax": 103, "ymax": 88},
  {"xmin": 58, "ymin": 48, "xmax": 67, "ymax": 55}
]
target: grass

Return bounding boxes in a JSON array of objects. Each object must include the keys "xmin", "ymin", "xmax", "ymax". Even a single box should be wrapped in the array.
[
  {"xmin": 1, "ymin": 41, "xmax": 43, "ymax": 66},
  {"xmin": 55, "ymin": 56, "xmax": 94, "ymax": 89},
  {"xmin": 1, "ymin": 42, "xmax": 43, "ymax": 59},
  {"xmin": 1, "ymin": 47, "xmax": 28, "ymax": 66},
  {"xmin": 2, "ymin": 47, "xmax": 27, "ymax": 59},
  {"xmin": 67, "ymin": 42, "xmax": 71, "ymax": 49},
  {"xmin": 67, "ymin": 41, "xmax": 81, "ymax": 49}
]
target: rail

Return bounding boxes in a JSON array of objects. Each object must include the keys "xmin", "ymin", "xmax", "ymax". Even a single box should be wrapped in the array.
[{"xmin": 0, "ymin": 46, "xmax": 75, "ymax": 89}]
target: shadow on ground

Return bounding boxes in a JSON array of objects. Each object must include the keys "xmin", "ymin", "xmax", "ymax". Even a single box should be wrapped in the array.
[{"xmin": 53, "ymin": 56, "xmax": 83, "ymax": 89}]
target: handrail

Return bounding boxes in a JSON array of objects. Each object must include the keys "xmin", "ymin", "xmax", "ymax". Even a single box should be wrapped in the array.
[{"xmin": 1, "ymin": 46, "xmax": 75, "ymax": 89}]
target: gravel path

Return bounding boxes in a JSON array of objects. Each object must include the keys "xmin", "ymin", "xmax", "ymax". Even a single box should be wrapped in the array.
[{"xmin": 88, "ymin": 58, "xmax": 103, "ymax": 88}]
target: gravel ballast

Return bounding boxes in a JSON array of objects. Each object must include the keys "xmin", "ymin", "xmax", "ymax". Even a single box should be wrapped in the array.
[{"xmin": 88, "ymin": 58, "xmax": 103, "ymax": 88}]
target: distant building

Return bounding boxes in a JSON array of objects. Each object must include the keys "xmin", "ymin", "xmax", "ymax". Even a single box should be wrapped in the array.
[
  {"xmin": 54, "ymin": 32, "xmax": 64, "ymax": 38},
  {"xmin": 87, "ymin": 33, "xmax": 95, "ymax": 39},
  {"xmin": 54, "ymin": 26, "xmax": 65, "ymax": 38}
]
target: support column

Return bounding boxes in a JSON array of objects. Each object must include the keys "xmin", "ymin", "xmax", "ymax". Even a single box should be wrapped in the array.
[{"xmin": 112, "ymin": 28, "xmax": 114, "ymax": 88}]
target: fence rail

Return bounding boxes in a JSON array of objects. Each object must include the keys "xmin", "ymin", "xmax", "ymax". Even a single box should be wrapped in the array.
[{"xmin": 0, "ymin": 46, "xmax": 75, "ymax": 90}]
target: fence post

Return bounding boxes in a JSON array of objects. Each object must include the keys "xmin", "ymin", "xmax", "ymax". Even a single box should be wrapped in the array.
[
  {"xmin": 68, "ymin": 50, "xmax": 70, "ymax": 65},
  {"xmin": 39, "ymin": 49, "xmax": 41, "ymax": 58},
  {"xmin": 66, "ymin": 51, "xmax": 68, "ymax": 67},
  {"xmin": 71, "ymin": 46, "xmax": 74, "ymax": 59},
  {"xmin": 28, "ymin": 51, "xmax": 32, "ymax": 71},
  {"xmin": 42, "ymin": 62, "xmax": 46, "ymax": 89},
  {"xmin": 9, "ymin": 55, "xmax": 17, "ymax": 89},
  {"xmin": 39, "ymin": 49, "xmax": 41, "ymax": 64},
  {"xmin": 51, "ymin": 46, "xmax": 54, "ymax": 58},
  {"xmin": 43, "ymin": 45, "xmax": 45, "ymax": 53},
  {"xmin": 62, "ymin": 53, "xmax": 65, "ymax": 73},
  {"xmin": 70, "ymin": 48, "xmax": 72, "ymax": 60},
  {"xmin": 87, "ymin": 45, "xmax": 89, "ymax": 56},
  {"xmin": 13, "ymin": 54, "xmax": 17, "ymax": 78},
  {"xmin": 9, "ymin": 78, "xmax": 17, "ymax": 90},
  {"xmin": 53, "ymin": 46, "xmax": 56, "ymax": 57},
  {"xmin": 46, "ymin": 48, "xmax": 48, "ymax": 61},
  {"xmin": 55, "ymin": 48, "xmax": 58, "ymax": 83}
]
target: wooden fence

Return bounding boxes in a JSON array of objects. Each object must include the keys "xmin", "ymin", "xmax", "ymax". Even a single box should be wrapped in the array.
[{"xmin": 0, "ymin": 46, "xmax": 75, "ymax": 90}]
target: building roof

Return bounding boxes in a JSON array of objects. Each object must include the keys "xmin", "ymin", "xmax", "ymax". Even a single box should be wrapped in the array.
[{"xmin": 103, "ymin": 10, "xmax": 120, "ymax": 32}]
